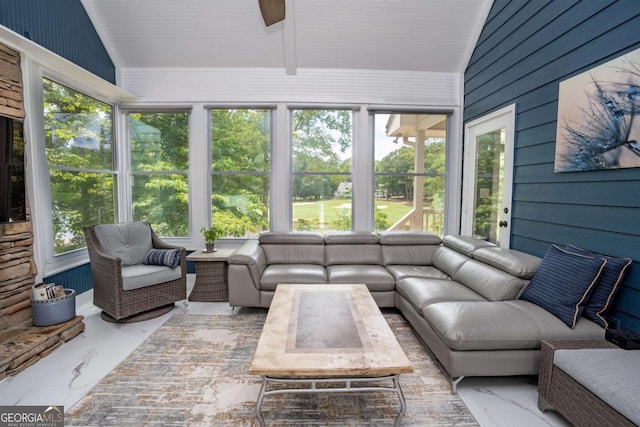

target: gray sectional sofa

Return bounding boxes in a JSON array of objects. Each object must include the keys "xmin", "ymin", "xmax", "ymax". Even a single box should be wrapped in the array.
[{"xmin": 228, "ymin": 231, "xmax": 606, "ymax": 391}]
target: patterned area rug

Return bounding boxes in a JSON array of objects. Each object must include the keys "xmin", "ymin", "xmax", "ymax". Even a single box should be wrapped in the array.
[{"xmin": 66, "ymin": 311, "xmax": 478, "ymax": 426}]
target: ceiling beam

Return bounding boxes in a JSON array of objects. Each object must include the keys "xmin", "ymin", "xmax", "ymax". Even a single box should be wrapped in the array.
[{"xmin": 282, "ymin": 0, "xmax": 297, "ymax": 75}]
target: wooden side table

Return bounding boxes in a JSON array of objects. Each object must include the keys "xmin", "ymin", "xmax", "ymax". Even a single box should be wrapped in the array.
[{"xmin": 186, "ymin": 248, "xmax": 236, "ymax": 301}]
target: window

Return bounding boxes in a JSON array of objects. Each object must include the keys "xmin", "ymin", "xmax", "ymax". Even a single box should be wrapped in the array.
[
  {"xmin": 210, "ymin": 109, "xmax": 271, "ymax": 236},
  {"xmin": 373, "ymin": 113, "xmax": 447, "ymax": 235},
  {"xmin": 129, "ymin": 112, "xmax": 190, "ymax": 237},
  {"xmin": 291, "ymin": 109, "xmax": 352, "ymax": 232},
  {"xmin": 43, "ymin": 79, "xmax": 115, "ymax": 254}
]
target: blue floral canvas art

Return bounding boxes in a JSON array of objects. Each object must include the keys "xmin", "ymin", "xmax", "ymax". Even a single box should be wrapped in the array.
[{"xmin": 555, "ymin": 48, "xmax": 640, "ymax": 172}]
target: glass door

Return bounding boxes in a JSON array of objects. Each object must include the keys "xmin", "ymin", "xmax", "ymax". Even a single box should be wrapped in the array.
[{"xmin": 462, "ymin": 105, "xmax": 515, "ymax": 247}]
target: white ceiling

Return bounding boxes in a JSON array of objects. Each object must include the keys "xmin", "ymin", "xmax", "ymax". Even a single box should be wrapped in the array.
[{"xmin": 81, "ymin": 0, "xmax": 493, "ymax": 75}]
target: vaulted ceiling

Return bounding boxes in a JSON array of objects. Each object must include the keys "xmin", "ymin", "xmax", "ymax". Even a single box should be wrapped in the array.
[{"xmin": 81, "ymin": 0, "xmax": 493, "ymax": 75}]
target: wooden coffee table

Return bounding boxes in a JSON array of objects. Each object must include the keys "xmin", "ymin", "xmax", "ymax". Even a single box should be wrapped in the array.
[{"xmin": 249, "ymin": 284, "xmax": 413, "ymax": 426}]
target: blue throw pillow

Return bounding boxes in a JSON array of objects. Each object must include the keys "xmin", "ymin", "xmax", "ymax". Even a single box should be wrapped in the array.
[
  {"xmin": 143, "ymin": 248, "xmax": 180, "ymax": 269},
  {"xmin": 519, "ymin": 245, "xmax": 606, "ymax": 328},
  {"xmin": 565, "ymin": 245, "xmax": 632, "ymax": 328}
]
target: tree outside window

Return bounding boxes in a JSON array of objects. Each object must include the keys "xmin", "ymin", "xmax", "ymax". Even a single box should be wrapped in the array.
[
  {"xmin": 210, "ymin": 109, "xmax": 270, "ymax": 236},
  {"xmin": 374, "ymin": 113, "xmax": 447, "ymax": 235},
  {"xmin": 43, "ymin": 79, "xmax": 115, "ymax": 254},
  {"xmin": 292, "ymin": 109, "xmax": 352, "ymax": 232},
  {"xmin": 129, "ymin": 112, "xmax": 189, "ymax": 237}
]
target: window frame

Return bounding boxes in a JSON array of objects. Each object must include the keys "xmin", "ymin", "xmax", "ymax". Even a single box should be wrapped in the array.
[
  {"xmin": 123, "ymin": 108, "xmax": 192, "ymax": 238},
  {"xmin": 288, "ymin": 105, "xmax": 357, "ymax": 232},
  {"xmin": 206, "ymin": 106, "xmax": 275, "ymax": 238}
]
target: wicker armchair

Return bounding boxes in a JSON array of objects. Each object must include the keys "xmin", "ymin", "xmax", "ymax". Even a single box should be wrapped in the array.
[{"xmin": 84, "ymin": 222, "xmax": 186, "ymax": 322}]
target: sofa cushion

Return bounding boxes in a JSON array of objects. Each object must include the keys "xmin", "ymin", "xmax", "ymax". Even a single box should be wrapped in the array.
[
  {"xmin": 263, "ymin": 244, "xmax": 326, "ymax": 265},
  {"xmin": 422, "ymin": 300, "xmax": 604, "ymax": 351},
  {"xmin": 519, "ymin": 245, "xmax": 606, "ymax": 328},
  {"xmin": 396, "ymin": 277, "xmax": 485, "ymax": 313},
  {"xmin": 432, "ymin": 246, "xmax": 470, "ymax": 278},
  {"xmin": 259, "ymin": 231, "xmax": 324, "ymax": 244},
  {"xmin": 94, "ymin": 221, "xmax": 153, "ymax": 266},
  {"xmin": 378, "ymin": 231, "xmax": 442, "ymax": 245},
  {"xmin": 472, "ymin": 246, "xmax": 540, "ymax": 280},
  {"xmin": 381, "ymin": 245, "xmax": 440, "ymax": 266},
  {"xmin": 553, "ymin": 348, "xmax": 640, "ymax": 425},
  {"xmin": 325, "ymin": 244, "xmax": 382, "ymax": 265},
  {"xmin": 386, "ymin": 265, "xmax": 450, "ymax": 281},
  {"xmin": 121, "ymin": 264, "xmax": 182, "ymax": 291},
  {"xmin": 260, "ymin": 264, "xmax": 327, "ymax": 290},
  {"xmin": 442, "ymin": 235, "xmax": 496, "ymax": 257},
  {"xmin": 326, "ymin": 265, "xmax": 394, "ymax": 292},
  {"xmin": 565, "ymin": 244, "xmax": 633, "ymax": 328},
  {"xmin": 143, "ymin": 248, "xmax": 180, "ymax": 269},
  {"xmin": 452, "ymin": 258, "xmax": 528, "ymax": 301},
  {"xmin": 324, "ymin": 231, "xmax": 379, "ymax": 244}
]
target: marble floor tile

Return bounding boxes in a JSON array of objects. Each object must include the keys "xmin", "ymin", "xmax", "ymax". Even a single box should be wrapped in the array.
[{"xmin": 0, "ymin": 275, "xmax": 570, "ymax": 426}]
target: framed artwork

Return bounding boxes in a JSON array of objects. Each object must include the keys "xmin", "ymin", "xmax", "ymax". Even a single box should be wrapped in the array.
[{"xmin": 555, "ymin": 48, "xmax": 640, "ymax": 172}]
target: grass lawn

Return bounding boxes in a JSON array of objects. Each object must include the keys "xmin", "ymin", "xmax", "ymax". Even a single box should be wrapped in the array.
[{"xmin": 292, "ymin": 199, "xmax": 413, "ymax": 231}]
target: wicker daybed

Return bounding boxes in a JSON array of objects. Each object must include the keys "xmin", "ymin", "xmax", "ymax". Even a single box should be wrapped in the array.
[{"xmin": 537, "ymin": 339, "xmax": 637, "ymax": 427}]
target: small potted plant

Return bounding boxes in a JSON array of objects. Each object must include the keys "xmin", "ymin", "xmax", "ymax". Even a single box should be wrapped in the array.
[{"xmin": 200, "ymin": 225, "xmax": 224, "ymax": 252}]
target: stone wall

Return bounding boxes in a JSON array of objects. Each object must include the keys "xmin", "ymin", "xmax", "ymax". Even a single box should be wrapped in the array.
[
  {"xmin": 0, "ymin": 42, "xmax": 34, "ymax": 333},
  {"xmin": 0, "ymin": 44, "xmax": 25, "ymax": 119},
  {"xmin": 0, "ymin": 42, "xmax": 84, "ymax": 380}
]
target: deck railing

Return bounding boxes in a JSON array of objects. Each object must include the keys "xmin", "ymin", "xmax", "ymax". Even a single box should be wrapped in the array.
[{"xmin": 388, "ymin": 207, "xmax": 444, "ymax": 236}]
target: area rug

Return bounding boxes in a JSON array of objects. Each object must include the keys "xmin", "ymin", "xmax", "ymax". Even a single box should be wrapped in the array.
[{"xmin": 65, "ymin": 312, "xmax": 478, "ymax": 426}]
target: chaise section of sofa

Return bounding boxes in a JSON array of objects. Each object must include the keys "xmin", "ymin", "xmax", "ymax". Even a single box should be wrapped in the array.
[{"xmin": 394, "ymin": 235, "xmax": 605, "ymax": 392}]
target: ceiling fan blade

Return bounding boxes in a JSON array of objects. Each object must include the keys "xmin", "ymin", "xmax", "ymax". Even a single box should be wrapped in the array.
[{"xmin": 259, "ymin": 0, "xmax": 285, "ymax": 27}]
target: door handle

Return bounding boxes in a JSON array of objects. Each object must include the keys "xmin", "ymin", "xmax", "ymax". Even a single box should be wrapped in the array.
[{"xmin": 499, "ymin": 220, "xmax": 508, "ymax": 227}]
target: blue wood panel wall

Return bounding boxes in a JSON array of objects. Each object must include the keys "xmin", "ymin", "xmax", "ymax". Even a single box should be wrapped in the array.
[
  {"xmin": 44, "ymin": 263, "xmax": 93, "ymax": 295},
  {"xmin": 464, "ymin": 0, "xmax": 640, "ymax": 331},
  {"xmin": 0, "ymin": 0, "xmax": 115, "ymax": 83}
]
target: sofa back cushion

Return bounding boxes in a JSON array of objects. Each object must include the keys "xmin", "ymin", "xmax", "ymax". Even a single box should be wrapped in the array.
[
  {"xmin": 324, "ymin": 231, "xmax": 382, "ymax": 265},
  {"xmin": 259, "ymin": 232, "xmax": 325, "ymax": 265},
  {"xmin": 452, "ymin": 259, "xmax": 529, "ymax": 301},
  {"xmin": 94, "ymin": 221, "xmax": 153, "ymax": 266},
  {"xmin": 432, "ymin": 246, "xmax": 469, "ymax": 278},
  {"xmin": 263, "ymin": 244, "xmax": 325, "ymax": 265},
  {"xmin": 442, "ymin": 234, "xmax": 496, "ymax": 257},
  {"xmin": 472, "ymin": 246, "xmax": 540, "ymax": 279},
  {"xmin": 378, "ymin": 232, "xmax": 441, "ymax": 266}
]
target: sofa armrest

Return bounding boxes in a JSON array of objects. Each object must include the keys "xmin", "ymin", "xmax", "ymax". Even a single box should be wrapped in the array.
[
  {"xmin": 538, "ymin": 339, "xmax": 617, "ymax": 399},
  {"xmin": 228, "ymin": 239, "xmax": 267, "ymax": 285}
]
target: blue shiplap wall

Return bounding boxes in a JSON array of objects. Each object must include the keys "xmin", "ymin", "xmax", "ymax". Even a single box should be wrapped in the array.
[
  {"xmin": 464, "ymin": 0, "xmax": 640, "ymax": 331},
  {"xmin": 0, "ymin": 0, "xmax": 115, "ymax": 83},
  {"xmin": 44, "ymin": 263, "xmax": 93, "ymax": 295}
]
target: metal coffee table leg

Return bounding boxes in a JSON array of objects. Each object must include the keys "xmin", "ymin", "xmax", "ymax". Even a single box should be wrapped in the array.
[
  {"xmin": 254, "ymin": 374, "xmax": 407, "ymax": 426},
  {"xmin": 255, "ymin": 376, "xmax": 268, "ymax": 427}
]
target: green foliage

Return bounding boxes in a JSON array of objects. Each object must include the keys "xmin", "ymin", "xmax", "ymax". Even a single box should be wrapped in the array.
[
  {"xmin": 130, "ymin": 112, "xmax": 190, "ymax": 237},
  {"xmin": 43, "ymin": 79, "xmax": 115, "ymax": 253},
  {"xmin": 292, "ymin": 110, "xmax": 352, "ymax": 201},
  {"xmin": 374, "ymin": 207, "xmax": 390, "ymax": 231},
  {"xmin": 331, "ymin": 208, "xmax": 352, "ymax": 231},
  {"xmin": 472, "ymin": 132, "xmax": 503, "ymax": 241},
  {"xmin": 211, "ymin": 109, "xmax": 270, "ymax": 235},
  {"xmin": 295, "ymin": 218, "xmax": 319, "ymax": 231}
]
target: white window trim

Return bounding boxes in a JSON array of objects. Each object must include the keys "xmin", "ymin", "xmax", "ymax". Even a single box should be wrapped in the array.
[{"xmin": 8, "ymin": 24, "xmax": 136, "ymax": 280}]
